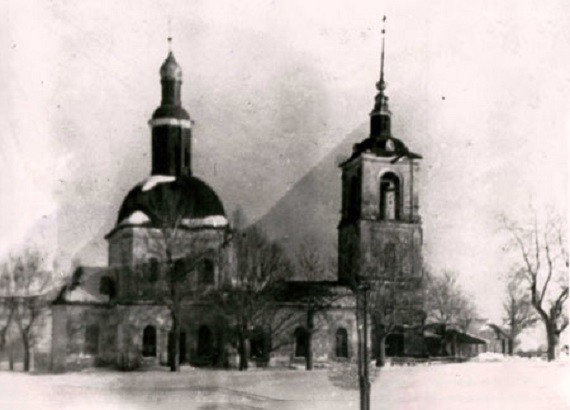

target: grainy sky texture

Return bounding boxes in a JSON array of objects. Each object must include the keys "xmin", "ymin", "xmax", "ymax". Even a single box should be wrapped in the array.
[{"xmin": 1, "ymin": 0, "xmax": 568, "ymax": 324}]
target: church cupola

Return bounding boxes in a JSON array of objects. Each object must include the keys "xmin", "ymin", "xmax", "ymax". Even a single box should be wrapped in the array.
[
  {"xmin": 149, "ymin": 39, "xmax": 192, "ymax": 177},
  {"xmin": 159, "ymin": 51, "xmax": 183, "ymax": 106},
  {"xmin": 370, "ymin": 17, "xmax": 391, "ymax": 139}
]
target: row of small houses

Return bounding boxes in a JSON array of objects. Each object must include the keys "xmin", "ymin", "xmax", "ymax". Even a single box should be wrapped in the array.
[{"xmin": 383, "ymin": 322, "xmax": 510, "ymax": 365}]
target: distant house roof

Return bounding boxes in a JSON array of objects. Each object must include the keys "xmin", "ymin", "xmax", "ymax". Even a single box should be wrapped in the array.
[
  {"xmin": 446, "ymin": 329, "xmax": 487, "ymax": 345},
  {"xmin": 423, "ymin": 323, "xmax": 487, "ymax": 345}
]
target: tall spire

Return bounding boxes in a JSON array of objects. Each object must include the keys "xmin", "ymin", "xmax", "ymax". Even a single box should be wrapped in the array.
[
  {"xmin": 370, "ymin": 15, "xmax": 391, "ymax": 138},
  {"xmin": 378, "ymin": 15, "xmax": 386, "ymax": 95}
]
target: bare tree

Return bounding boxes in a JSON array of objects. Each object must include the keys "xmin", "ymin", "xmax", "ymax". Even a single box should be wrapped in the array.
[
  {"xmin": 501, "ymin": 213, "xmax": 568, "ymax": 361},
  {"xmin": 425, "ymin": 270, "xmax": 477, "ymax": 332},
  {"xmin": 0, "ymin": 250, "xmax": 52, "ymax": 371},
  {"xmin": 0, "ymin": 269, "xmax": 15, "ymax": 362},
  {"xmin": 211, "ymin": 226, "xmax": 292, "ymax": 371},
  {"xmin": 502, "ymin": 270, "xmax": 537, "ymax": 354},
  {"xmin": 294, "ymin": 241, "xmax": 343, "ymax": 370}
]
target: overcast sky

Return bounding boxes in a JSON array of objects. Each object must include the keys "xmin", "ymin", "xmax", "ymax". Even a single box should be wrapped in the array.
[{"xmin": 1, "ymin": 0, "xmax": 568, "ymax": 324}]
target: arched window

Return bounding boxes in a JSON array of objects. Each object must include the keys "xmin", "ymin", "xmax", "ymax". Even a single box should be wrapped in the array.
[
  {"xmin": 197, "ymin": 325, "xmax": 213, "ymax": 357},
  {"xmin": 148, "ymin": 258, "xmax": 159, "ymax": 282},
  {"xmin": 142, "ymin": 325, "xmax": 157, "ymax": 357},
  {"xmin": 335, "ymin": 328, "xmax": 349, "ymax": 358},
  {"xmin": 199, "ymin": 259, "xmax": 215, "ymax": 284},
  {"xmin": 379, "ymin": 173, "xmax": 401, "ymax": 221},
  {"xmin": 99, "ymin": 276, "xmax": 116, "ymax": 297},
  {"xmin": 348, "ymin": 172, "xmax": 362, "ymax": 220},
  {"xmin": 294, "ymin": 327, "xmax": 309, "ymax": 358},
  {"xmin": 85, "ymin": 324, "xmax": 100, "ymax": 355}
]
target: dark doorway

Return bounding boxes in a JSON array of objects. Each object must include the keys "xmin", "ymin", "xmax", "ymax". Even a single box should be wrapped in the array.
[
  {"xmin": 335, "ymin": 328, "xmax": 349, "ymax": 358},
  {"xmin": 197, "ymin": 326, "xmax": 213, "ymax": 357},
  {"xmin": 142, "ymin": 325, "xmax": 157, "ymax": 357},
  {"xmin": 294, "ymin": 327, "xmax": 309, "ymax": 358},
  {"xmin": 250, "ymin": 329, "xmax": 268, "ymax": 361},
  {"xmin": 385, "ymin": 333, "xmax": 404, "ymax": 357}
]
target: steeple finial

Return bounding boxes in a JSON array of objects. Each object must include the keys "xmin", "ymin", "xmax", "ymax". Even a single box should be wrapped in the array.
[
  {"xmin": 371, "ymin": 15, "xmax": 389, "ymax": 113},
  {"xmin": 167, "ymin": 17, "xmax": 173, "ymax": 51},
  {"xmin": 378, "ymin": 15, "xmax": 387, "ymax": 92},
  {"xmin": 370, "ymin": 15, "xmax": 391, "ymax": 137}
]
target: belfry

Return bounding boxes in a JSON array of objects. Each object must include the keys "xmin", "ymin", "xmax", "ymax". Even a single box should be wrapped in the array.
[{"xmin": 337, "ymin": 18, "xmax": 425, "ymax": 358}]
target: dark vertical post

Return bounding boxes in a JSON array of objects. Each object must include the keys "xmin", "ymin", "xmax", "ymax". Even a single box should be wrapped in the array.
[
  {"xmin": 356, "ymin": 283, "xmax": 371, "ymax": 410},
  {"xmin": 306, "ymin": 308, "xmax": 314, "ymax": 370},
  {"xmin": 363, "ymin": 286, "xmax": 370, "ymax": 410}
]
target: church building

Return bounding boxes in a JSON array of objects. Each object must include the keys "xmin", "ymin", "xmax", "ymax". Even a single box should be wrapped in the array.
[
  {"xmin": 43, "ymin": 47, "xmax": 360, "ymax": 372},
  {"xmin": 35, "ymin": 27, "xmax": 427, "ymax": 372}
]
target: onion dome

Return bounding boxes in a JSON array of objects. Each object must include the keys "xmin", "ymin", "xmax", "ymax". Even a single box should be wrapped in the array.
[
  {"xmin": 115, "ymin": 176, "xmax": 226, "ymax": 230},
  {"xmin": 152, "ymin": 50, "xmax": 190, "ymax": 121},
  {"xmin": 160, "ymin": 51, "xmax": 183, "ymax": 81}
]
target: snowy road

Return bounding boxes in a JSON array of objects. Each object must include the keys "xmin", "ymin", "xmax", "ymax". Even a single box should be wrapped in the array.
[{"xmin": 0, "ymin": 360, "xmax": 567, "ymax": 410}]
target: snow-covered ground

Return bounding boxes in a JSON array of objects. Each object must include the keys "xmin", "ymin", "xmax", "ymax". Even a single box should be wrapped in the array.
[{"xmin": 0, "ymin": 360, "xmax": 568, "ymax": 410}]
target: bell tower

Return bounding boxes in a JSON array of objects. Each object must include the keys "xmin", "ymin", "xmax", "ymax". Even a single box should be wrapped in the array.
[
  {"xmin": 338, "ymin": 19, "xmax": 423, "ymax": 286},
  {"xmin": 149, "ymin": 38, "xmax": 193, "ymax": 177}
]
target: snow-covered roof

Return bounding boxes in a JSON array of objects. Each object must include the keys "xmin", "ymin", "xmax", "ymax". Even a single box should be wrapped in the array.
[
  {"xmin": 180, "ymin": 215, "xmax": 228, "ymax": 228},
  {"xmin": 140, "ymin": 175, "xmax": 176, "ymax": 192},
  {"xmin": 112, "ymin": 175, "xmax": 226, "ymax": 234},
  {"xmin": 64, "ymin": 287, "xmax": 108, "ymax": 303},
  {"xmin": 118, "ymin": 210, "xmax": 151, "ymax": 226},
  {"xmin": 53, "ymin": 266, "xmax": 111, "ymax": 305}
]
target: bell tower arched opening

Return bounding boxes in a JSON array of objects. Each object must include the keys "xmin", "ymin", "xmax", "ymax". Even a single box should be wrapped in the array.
[{"xmin": 379, "ymin": 172, "xmax": 401, "ymax": 221}]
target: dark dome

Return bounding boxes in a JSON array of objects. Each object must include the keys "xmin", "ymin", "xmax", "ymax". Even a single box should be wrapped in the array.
[{"xmin": 116, "ymin": 176, "xmax": 225, "ymax": 227}]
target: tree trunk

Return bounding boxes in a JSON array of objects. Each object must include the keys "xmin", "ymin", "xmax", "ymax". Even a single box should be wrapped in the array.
[
  {"xmin": 376, "ymin": 336, "xmax": 386, "ymax": 367},
  {"xmin": 546, "ymin": 322, "xmax": 559, "ymax": 362},
  {"xmin": 306, "ymin": 309, "xmax": 314, "ymax": 371},
  {"xmin": 169, "ymin": 314, "xmax": 180, "ymax": 372},
  {"xmin": 9, "ymin": 341, "xmax": 14, "ymax": 371},
  {"xmin": 238, "ymin": 330, "xmax": 249, "ymax": 371},
  {"xmin": 356, "ymin": 289, "xmax": 370, "ymax": 410},
  {"xmin": 22, "ymin": 333, "xmax": 30, "ymax": 372}
]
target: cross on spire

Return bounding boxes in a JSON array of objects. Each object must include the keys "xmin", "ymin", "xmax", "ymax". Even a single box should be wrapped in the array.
[{"xmin": 167, "ymin": 17, "xmax": 173, "ymax": 52}]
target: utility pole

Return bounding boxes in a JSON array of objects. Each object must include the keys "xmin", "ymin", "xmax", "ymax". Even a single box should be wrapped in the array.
[{"xmin": 356, "ymin": 282, "xmax": 371, "ymax": 410}]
